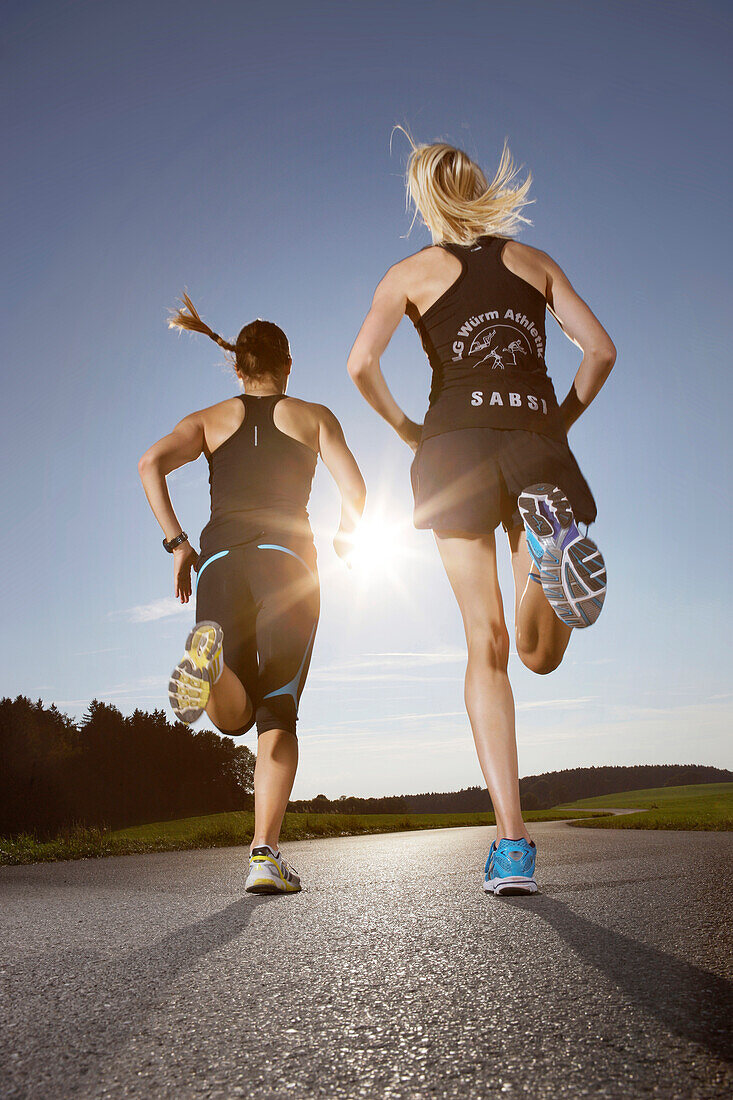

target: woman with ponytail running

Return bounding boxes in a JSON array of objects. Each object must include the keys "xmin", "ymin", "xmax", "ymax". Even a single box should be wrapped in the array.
[
  {"xmin": 348, "ymin": 139, "xmax": 615, "ymax": 895},
  {"xmin": 139, "ymin": 296, "xmax": 365, "ymax": 894}
]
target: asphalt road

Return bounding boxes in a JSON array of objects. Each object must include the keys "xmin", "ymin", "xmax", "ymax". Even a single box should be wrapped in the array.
[{"xmin": 1, "ymin": 822, "xmax": 731, "ymax": 1099}]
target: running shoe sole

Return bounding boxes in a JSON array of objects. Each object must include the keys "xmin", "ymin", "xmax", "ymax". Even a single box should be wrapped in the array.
[
  {"xmin": 245, "ymin": 878, "xmax": 301, "ymax": 895},
  {"xmin": 518, "ymin": 484, "xmax": 607, "ymax": 629},
  {"xmin": 168, "ymin": 620, "xmax": 223, "ymax": 724},
  {"xmin": 484, "ymin": 876, "xmax": 539, "ymax": 896}
]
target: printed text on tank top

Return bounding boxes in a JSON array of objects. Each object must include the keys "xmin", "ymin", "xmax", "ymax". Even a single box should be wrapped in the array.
[{"xmin": 410, "ymin": 236, "xmax": 565, "ymax": 442}]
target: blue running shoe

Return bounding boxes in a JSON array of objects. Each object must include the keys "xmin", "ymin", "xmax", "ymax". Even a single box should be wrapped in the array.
[
  {"xmin": 483, "ymin": 840, "xmax": 497, "ymax": 890},
  {"xmin": 518, "ymin": 484, "xmax": 607, "ymax": 629},
  {"xmin": 483, "ymin": 838, "xmax": 538, "ymax": 896},
  {"xmin": 523, "ymin": 525, "xmax": 545, "ymax": 587}
]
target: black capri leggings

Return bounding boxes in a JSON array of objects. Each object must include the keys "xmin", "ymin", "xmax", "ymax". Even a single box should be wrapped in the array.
[{"xmin": 195, "ymin": 540, "xmax": 320, "ymax": 738}]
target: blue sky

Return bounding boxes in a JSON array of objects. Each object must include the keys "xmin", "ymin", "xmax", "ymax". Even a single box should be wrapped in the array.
[{"xmin": 2, "ymin": 0, "xmax": 730, "ymax": 797}]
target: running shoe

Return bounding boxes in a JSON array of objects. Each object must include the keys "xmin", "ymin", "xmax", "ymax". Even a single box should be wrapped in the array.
[
  {"xmin": 483, "ymin": 840, "xmax": 497, "ymax": 891},
  {"xmin": 518, "ymin": 484, "xmax": 607, "ymax": 629},
  {"xmin": 168, "ymin": 620, "xmax": 224, "ymax": 724},
  {"xmin": 523, "ymin": 525, "xmax": 545, "ymax": 587},
  {"xmin": 483, "ymin": 837, "xmax": 538, "ymax": 896},
  {"xmin": 245, "ymin": 845, "xmax": 302, "ymax": 894}
]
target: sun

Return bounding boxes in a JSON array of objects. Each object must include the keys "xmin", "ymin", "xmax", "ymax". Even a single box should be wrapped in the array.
[{"xmin": 348, "ymin": 513, "xmax": 409, "ymax": 581}]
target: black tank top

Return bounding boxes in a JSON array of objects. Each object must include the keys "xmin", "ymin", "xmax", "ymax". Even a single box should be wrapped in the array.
[
  {"xmin": 199, "ymin": 394, "xmax": 318, "ymax": 557},
  {"xmin": 410, "ymin": 236, "xmax": 565, "ymax": 441}
]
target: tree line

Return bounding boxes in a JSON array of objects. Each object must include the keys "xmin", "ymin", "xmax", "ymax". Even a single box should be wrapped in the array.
[
  {"xmin": 2, "ymin": 695, "xmax": 729, "ymax": 837},
  {"xmin": 0, "ymin": 696, "xmax": 255, "ymax": 837},
  {"xmin": 289, "ymin": 763, "xmax": 732, "ymax": 815}
]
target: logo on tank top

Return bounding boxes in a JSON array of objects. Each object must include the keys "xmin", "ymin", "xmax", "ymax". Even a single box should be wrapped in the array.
[
  {"xmin": 451, "ymin": 309, "xmax": 544, "ymax": 366},
  {"xmin": 468, "ymin": 325, "xmax": 530, "ymax": 370}
]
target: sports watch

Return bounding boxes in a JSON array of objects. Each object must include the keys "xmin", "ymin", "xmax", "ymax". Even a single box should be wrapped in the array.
[{"xmin": 163, "ymin": 531, "xmax": 189, "ymax": 553}]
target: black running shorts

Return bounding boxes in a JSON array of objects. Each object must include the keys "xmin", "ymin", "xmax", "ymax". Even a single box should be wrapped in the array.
[
  {"xmin": 195, "ymin": 540, "xmax": 319, "ymax": 737},
  {"xmin": 410, "ymin": 427, "xmax": 597, "ymax": 535}
]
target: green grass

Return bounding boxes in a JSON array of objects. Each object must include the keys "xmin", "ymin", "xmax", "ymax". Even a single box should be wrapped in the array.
[
  {"xmin": 4, "ymin": 783, "xmax": 729, "ymax": 865},
  {"xmin": 557, "ymin": 783, "xmax": 733, "ymax": 831},
  {"xmin": 0, "ymin": 808, "xmax": 594, "ymax": 866}
]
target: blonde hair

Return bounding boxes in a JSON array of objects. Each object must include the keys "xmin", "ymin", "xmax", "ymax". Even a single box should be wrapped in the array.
[
  {"xmin": 168, "ymin": 292, "xmax": 291, "ymax": 383},
  {"xmin": 402, "ymin": 132, "xmax": 533, "ymax": 245}
]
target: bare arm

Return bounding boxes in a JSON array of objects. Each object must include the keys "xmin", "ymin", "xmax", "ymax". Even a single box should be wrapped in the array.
[
  {"xmin": 316, "ymin": 406, "xmax": 367, "ymax": 562},
  {"xmin": 544, "ymin": 255, "xmax": 617, "ymax": 431},
  {"xmin": 346, "ymin": 266, "xmax": 422, "ymax": 451},
  {"xmin": 137, "ymin": 413, "xmax": 204, "ymax": 602}
]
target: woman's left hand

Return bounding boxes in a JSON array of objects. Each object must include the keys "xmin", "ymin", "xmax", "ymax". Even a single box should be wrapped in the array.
[
  {"xmin": 333, "ymin": 528, "xmax": 355, "ymax": 568},
  {"xmin": 399, "ymin": 417, "xmax": 423, "ymax": 453},
  {"xmin": 173, "ymin": 543, "xmax": 199, "ymax": 602}
]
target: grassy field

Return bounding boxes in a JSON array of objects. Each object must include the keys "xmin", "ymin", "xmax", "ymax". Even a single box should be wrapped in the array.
[
  {"xmin": 559, "ymin": 783, "xmax": 733, "ymax": 831},
  {"xmin": 0, "ymin": 808, "xmax": 596, "ymax": 866},
  {"xmin": 3, "ymin": 783, "xmax": 730, "ymax": 866}
]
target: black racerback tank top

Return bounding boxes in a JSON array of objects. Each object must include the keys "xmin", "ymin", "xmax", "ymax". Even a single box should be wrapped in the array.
[
  {"xmin": 409, "ymin": 236, "xmax": 565, "ymax": 441},
  {"xmin": 199, "ymin": 394, "xmax": 318, "ymax": 558}
]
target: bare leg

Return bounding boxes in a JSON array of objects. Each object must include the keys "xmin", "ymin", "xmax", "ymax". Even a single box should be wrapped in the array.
[
  {"xmin": 507, "ymin": 527, "xmax": 572, "ymax": 675},
  {"xmin": 206, "ymin": 666, "xmax": 296, "ymax": 853},
  {"xmin": 435, "ymin": 532, "xmax": 529, "ymax": 842},
  {"xmin": 251, "ymin": 730, "xmax": 298, "ymax": 852},
  {"xmin": 205, "ymin": 662, "xmax": 253, "ymax": 732}
]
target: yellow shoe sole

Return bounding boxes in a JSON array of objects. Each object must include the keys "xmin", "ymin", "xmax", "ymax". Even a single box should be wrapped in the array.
[
  {"xmin": 168, "ymin": 621, "xmax": 223, "ymax": 724},
  {"xmin": 245, "ymin": 878, "xmax": 301, "ymax": 895}
]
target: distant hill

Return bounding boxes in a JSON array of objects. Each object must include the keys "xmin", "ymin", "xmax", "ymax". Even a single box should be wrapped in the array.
[{"xmin": 288, "ymin": 765, "xmax": 733, "ymax": 815}]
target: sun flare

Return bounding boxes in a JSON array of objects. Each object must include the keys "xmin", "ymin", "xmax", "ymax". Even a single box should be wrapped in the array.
[{"xmin": 348, "ymin": 514, "xmax": 409, "ymax": 580}]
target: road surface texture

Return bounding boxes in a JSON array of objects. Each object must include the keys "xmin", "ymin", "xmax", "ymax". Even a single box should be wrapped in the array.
[{"xmin": 1, "ymin": 822, "xmax": 731, "ymax": 1099}]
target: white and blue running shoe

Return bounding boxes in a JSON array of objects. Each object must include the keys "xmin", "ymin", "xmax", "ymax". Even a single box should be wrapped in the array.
[
  {"xmin": 483, "ymin": 838, "xmax": 538, "ymax": 896},
  {"xmin": 518, "ymin": 484, "xmax": 607, "ymax": 629}
]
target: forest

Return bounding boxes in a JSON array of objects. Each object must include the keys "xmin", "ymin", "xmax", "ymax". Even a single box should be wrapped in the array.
[
  {"xmin": 2, "ymin": 695, "xmax": 730, "ymax": 837},
  {"xmin": 0, "ymin": 696, "xmax": 255, "ymax": 837}
]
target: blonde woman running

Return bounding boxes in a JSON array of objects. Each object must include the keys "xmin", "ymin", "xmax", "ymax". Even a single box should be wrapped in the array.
[
  {"xmin": 140, "ymin": 298, "xmax": 365, "ymax": 893},
  {"xmin": 348, "ymin": 140, "xmax": 615, "ymax": 895}
]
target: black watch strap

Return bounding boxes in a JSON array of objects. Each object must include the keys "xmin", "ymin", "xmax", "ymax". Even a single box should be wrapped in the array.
[{"xmin": 163, "ymin": 531, "xmax": 189, "ymax": 553}]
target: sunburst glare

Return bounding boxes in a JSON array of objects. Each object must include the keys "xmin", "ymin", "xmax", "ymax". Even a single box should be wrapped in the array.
[{"xmin": 348, "ymin": 513, "xmax": 408, "ymax": 579}]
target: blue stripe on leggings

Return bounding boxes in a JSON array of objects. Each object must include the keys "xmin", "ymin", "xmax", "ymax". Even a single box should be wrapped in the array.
[
  {"xmin": 195, "ymin": 549, "xmax": 229, "ymax": 590},
  {"xmin": 256, "ymin": 542, "xmax": 311, "ymax": 570},
  {"xmin": 263, "ymin": 621, "xmax": 318, "ymax": 707}
]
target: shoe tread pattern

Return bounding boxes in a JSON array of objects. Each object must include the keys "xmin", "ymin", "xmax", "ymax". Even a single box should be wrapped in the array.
[{"xmin": 519, "ymin": 484, "xmax": 606, "ymax": 630}]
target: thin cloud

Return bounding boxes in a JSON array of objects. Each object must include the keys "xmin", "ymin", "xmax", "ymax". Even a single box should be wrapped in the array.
[
  {"xmin": 56, "ymin": 676, "xmax": 164, "ymax": 708},
  {"xmin": 516, "ymin": 697, "xmax": 595, "ymax": 711},
  {"xmin": 304, "ymin": 699, "xmax": 596, "ymax": 741},
  {"xmin": 602, "ymin": 698, "xmax": 733, "ymax": 721},
  {"xmin": 313, "ymin": 650, "xmax": 465, "ymax": 670},
  {"xmin": 310, "ymin": 650, "xmax": 467, "ymax": 682},
  {"xmin": 519, "ymin": 699, "xmax": 732, "ymax": 749},
  {"xmin": 114, "ymin": 598, "xmax": 191, "ymax": 624},
  {"xmin": 72, "ymin": 646, "xmax": 122, "ymax": 656},
  {"xmin": 307, "ymin": 730, "xmax": 471, "ymax": 755},
  {"xmin": 305, "ymin": 709, "xmax": 467, "ymax": 734},
  {"xmin": 366, "ymin": 651, "xmax": 466, "ymax": 661}
]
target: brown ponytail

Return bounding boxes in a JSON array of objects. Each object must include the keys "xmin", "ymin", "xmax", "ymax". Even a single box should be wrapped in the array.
[
  {"xmin": 168, "ymin": 292, "xmax": 237, "ymax": 352},
  {"xmin": 168, "ymin": 292, "xmax": 291, "ymax": 384}
]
